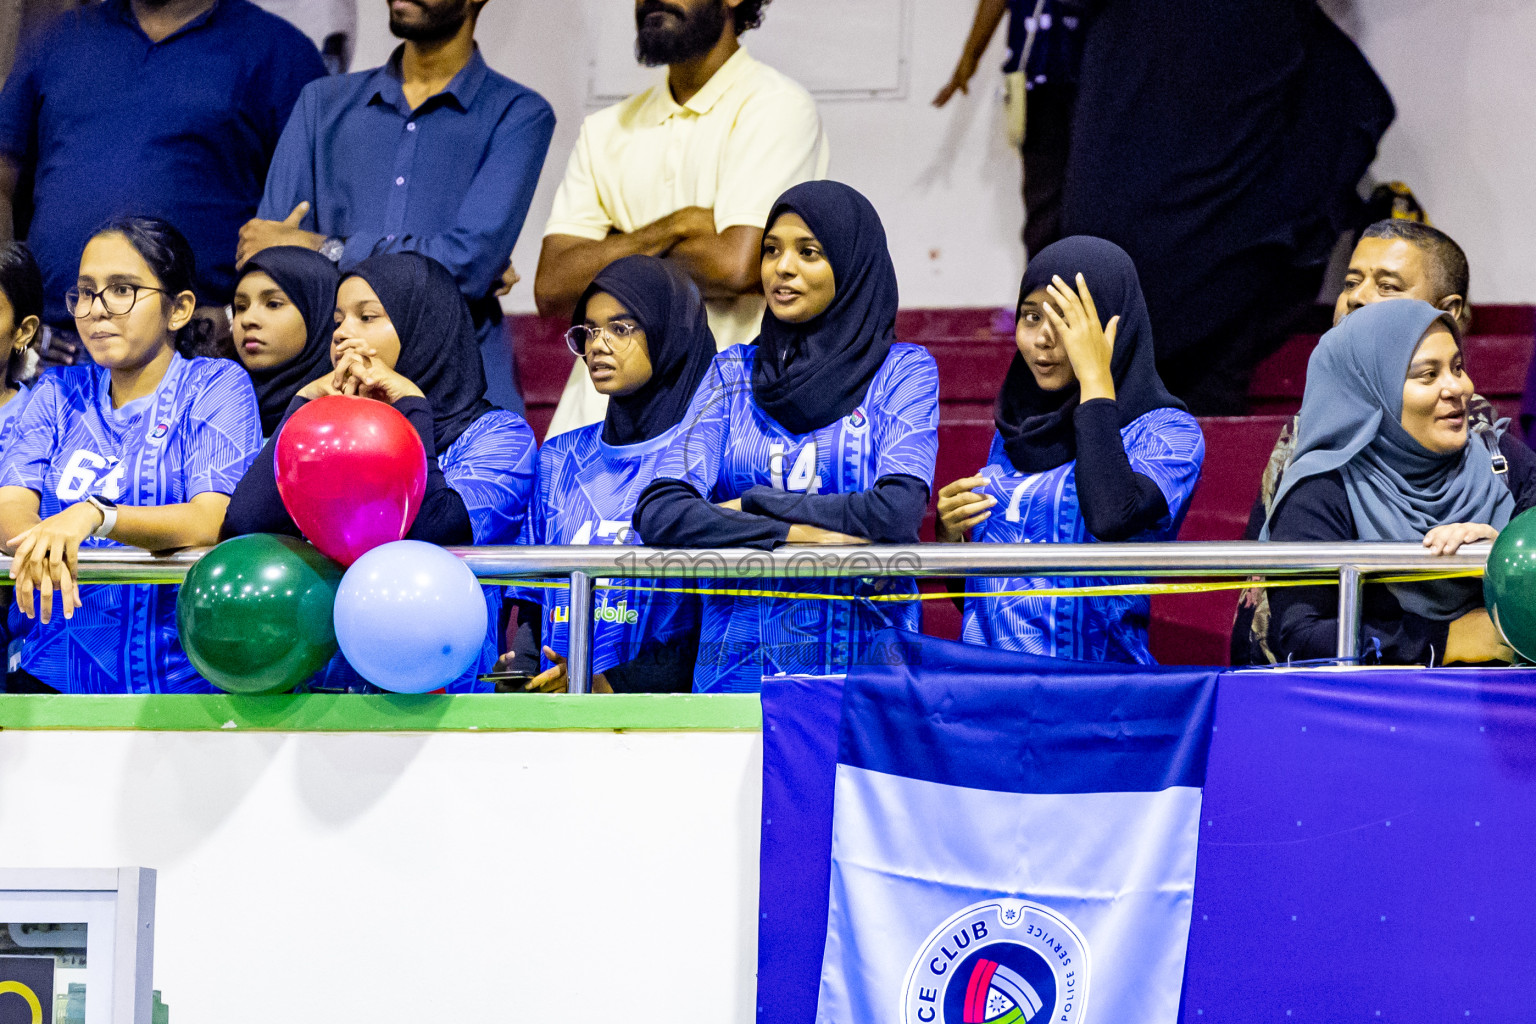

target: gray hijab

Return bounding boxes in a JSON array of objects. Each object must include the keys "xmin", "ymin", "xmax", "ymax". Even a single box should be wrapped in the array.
[{"xmin": 1262, "ymin": 299, "xmax": 1513, "ymax": 620}]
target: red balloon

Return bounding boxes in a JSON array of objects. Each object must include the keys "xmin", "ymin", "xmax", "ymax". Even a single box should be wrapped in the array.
[{"xmin": 275, "ymin": 396, "xmax": 427, "ymax": 566}]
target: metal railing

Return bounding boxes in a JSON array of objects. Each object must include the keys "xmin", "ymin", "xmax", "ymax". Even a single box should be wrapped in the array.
[{"xmin": 69, "ymin": 541, "xmax": 1489, "ymax": 692}]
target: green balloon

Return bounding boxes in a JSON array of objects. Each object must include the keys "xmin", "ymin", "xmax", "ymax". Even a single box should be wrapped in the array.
[
  {"xmin": 1484, "ymin": 507, "xmax": 1536, "ymax": 662},
  {"xmin": 176, "ymin": 534, "xmax": 344, "ymax": 695}
]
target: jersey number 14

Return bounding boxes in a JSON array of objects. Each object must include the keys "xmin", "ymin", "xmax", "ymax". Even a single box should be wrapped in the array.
[{"xmin": 769, "ymin": 442, "xmax": 821, "ymax": 494}]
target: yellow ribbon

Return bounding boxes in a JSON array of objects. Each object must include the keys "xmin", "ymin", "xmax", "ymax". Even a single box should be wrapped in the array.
[{"xmin": 507, "ymin": 569, "xmax": 1483, "ymax": 604}]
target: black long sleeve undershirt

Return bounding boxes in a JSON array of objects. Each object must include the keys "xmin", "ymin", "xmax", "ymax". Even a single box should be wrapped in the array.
[
  {"xmin": 1266, "ymin": 472, "xmax": 1450, "ymax": 664},
  {"xmin": 634, "ymin": 478, "xmax": 792, "ymax": 550},
  {"xmin": 739, "ymin": 473, "xmax": 929, "ymax": 544},
  {"xmin": 635, "ymin": 472, "xmax": 929, "ymax": 549},
  {"xmin": 1071, "ymin": 398, "xmax": 1169, "ymax": 541},
  {"xmin": 1266, "ymin": 431, "xmax": 1536, "ymax": 665},
  {"xmin": 221, "ymin": 395, "xmax": 472, "ymax": 545}
]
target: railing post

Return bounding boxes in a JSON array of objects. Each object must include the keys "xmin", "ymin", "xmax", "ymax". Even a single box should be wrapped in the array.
[
  {"xmin": 1336, "ymin": 566, "xmax": 1364, "ymax": 661},
  {"xmin": 567, "ymin": 571, "xmax": 594, "ymax": 694}
]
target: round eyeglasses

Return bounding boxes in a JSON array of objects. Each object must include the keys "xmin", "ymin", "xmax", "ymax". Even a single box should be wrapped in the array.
[
  {"xmin": 65, "ymin": 284, "xmax": 174, "ymax": 319},
  {"xmin": 565, "ymin": 320, "xmax": 642, "ymax": 357}
]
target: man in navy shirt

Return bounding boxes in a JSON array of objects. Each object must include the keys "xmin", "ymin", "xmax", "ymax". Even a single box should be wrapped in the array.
[
  {"xmin": 240, "ymin": 0, "xmax": 555, "ymax": 414},
  {"xmin": 0, "ymin": 0, "xmax": 326, "ymax": 362}
]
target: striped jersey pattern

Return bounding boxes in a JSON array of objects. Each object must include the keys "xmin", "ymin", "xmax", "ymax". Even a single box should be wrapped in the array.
[
  {"xmin": 961, "ymin": 408, "xmax": 1205, "ymax": 664},
  {"xmin": 651, "ymin": 343, "xmax": 940, "ymax": 692}
]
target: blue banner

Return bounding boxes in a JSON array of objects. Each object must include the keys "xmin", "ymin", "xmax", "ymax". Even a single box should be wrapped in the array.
[
  {"xmin": 819, "ymin": 632, "xmax": 1216, "ymax": 1024},
  {"xmin": 1184, "ymin": 666, "xmax": 1536, "ymax": 1019},
  {"xmin": 758, "ymin": 632, "xmax": 1536, "ymax": 1022}
]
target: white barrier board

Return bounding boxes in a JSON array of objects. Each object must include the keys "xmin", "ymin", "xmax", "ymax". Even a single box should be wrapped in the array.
[{"xmin": 0, "ymin": 728, "xmax": 763, "ymax": 1022}]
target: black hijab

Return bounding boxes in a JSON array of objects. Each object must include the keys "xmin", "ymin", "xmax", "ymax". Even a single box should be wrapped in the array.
[
  {"xmin": 574, "ymin": 255, "xmax": 717, "ymax": 447},
  {"xmin": 995, "ymin": 235, "xmax": 1184, "ymax": 473},
  {"xmin": 751, "ymin": 180, "xmax": 899, "ymax": 435},
  {"xmin": 347, "ymin": 252, "xmax": 495, "ymax": 453},
  {"xmin": 239, "ymin": 246, "xmax": 338, "ymax": 437}
]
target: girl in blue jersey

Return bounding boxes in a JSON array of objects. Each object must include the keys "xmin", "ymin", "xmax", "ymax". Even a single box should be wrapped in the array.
[
  {"xmin": 505, "ymin": 255, "xmax": 715, "ymax": 693},
  {"xmin": 0, "ymin": 217, "xmax": 263, "ymax": 692},
  {"xmin": 936, "ymin": 236, "xmax": 1205, "ymax": 664},
  {"xmin": 0, "ymin": 244, "xmax": 43, "ymax": 454},
  {"xmin": 636, "ymin": 181, "xmax": 941, "ymax": 693},
  {"xmin": 0, "ymin": 243, "xmax": 44, "ymax": 686},
  {"xmin": 230, "ymin": 246, "xmax": 338, "ymax": 441},
  {"xmin": 224, "ymin": 252, "xmax": 536, "ymax": 691}
]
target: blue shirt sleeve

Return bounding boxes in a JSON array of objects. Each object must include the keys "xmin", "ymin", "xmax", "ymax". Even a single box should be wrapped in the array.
[
  {"xmin": 872, "ymin": 346, "xmax": 941, "ymax": 485},
  {"xmin": 440, "ymin": 411, "xmax": 537, "ymax": 544},
  {"xmin": 0, "ymin": 375, "xmax": 61, "ymax": 492},
  {"xmin": 651, "ymin": 353, "xmax": 733, "ymax": 499},
  {"xmin": 182, "ymin": 363, "xmax": 263, "ymax": 497},
  {"xmin": 515, "ymin": 443, "xmax": 555, "ymax": 548},
  {"xmin": 257, "ymin": 80, "xmax": 320, "ymax": 222},
  {"xmin": 505, "ymin": 440, "xmax": 557, "ymax": 606},
  {"xmin": 1124, "ymin": 409, "xmax": 1206, "ymax": 532},
  {"xmin": 249, "ymin": 20, "xmax": 326, "ymax": 157},
  {"xmin": 0, "ymin": 15, "xmax": 49, "ymax": 162},
  {"xmin": 338, "ymin": 93, "xmax": 556, "ymax": 300}
]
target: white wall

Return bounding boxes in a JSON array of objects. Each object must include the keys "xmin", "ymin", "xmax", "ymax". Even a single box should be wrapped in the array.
[
  {"xmin": 346, "ymin": 0, "xmax": 1535, "ymax": 310},
  {"xmin": 1339, "ymin": 0, "xmax": 1536, "ymax": 305},
  {"xmin": 0, "ymin": 729, "xmax": 764, "ymax": 1023}
]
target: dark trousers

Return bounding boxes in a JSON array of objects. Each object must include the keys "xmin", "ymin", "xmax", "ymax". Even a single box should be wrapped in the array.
[
  {"xmin": 1022, "ymin": 83, "xmax": 1076, "ymax": 260},
  {"xmin": 1156, "ymin": 254, "xmax": 1325, "ymax": 417}
]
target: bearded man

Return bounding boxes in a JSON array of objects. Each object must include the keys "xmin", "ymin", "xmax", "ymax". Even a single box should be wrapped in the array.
[
  {"xmin": 244, "ymin": 0, "xmax": 554, "ymax": 413},
  {"xmin": 534, "ymin": 0, "xmax": 829, "ymax": 436}
]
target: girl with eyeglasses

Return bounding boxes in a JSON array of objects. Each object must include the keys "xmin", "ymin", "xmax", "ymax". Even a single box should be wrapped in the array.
[
  {"xmin": 223, "ymin": 252, "xmax": 535, "ymax": 691},
  {"xmin": 0, "ymin": 217, "xmax": 262, "ymax": 693},
  {"xmin": 502, "ymin": 255, "xmax": 714, "ymax": 693}
]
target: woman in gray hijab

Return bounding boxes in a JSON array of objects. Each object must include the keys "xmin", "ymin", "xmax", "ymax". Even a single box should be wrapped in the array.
[{"xmin": 1264, "ymin": 299, "xmax": 1536, "ymax": 665}]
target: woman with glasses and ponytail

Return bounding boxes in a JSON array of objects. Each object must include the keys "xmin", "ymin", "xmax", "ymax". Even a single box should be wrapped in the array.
[
  {"xmin": 0, "ymin": 217, "xmax": 262, "ymax": 693},
  {"xmin": 502, "ymin": 255, "xmax": 715, "ymax": 693}
]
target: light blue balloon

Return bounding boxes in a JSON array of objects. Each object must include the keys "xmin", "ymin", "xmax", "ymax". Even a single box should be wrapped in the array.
[{"xmin": 333, "ymin": 540, "xmax": 488, "ymax": 693}]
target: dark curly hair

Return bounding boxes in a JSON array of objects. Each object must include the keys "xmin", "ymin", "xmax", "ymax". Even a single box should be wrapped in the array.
[
  {"xmin": 0, "ymin": 242, "xmax": 42, "ymax": 388},
  {"xmin": 734, "ymin": 0, "xmax": 771, "ymax": 33}
]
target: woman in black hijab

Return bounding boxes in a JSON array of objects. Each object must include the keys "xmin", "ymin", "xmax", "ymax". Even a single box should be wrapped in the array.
[
  {"xmin": 222, "ymin": 253, "xmax": 537, "ymax": 691},
  {"xmin": 634, "ymin": 180, "xmax": 941, "ymax": 693},
  {"xmin": 506, "ymin": 255, "xmax": 716, "ymax": 694},
  {"xmin": 226, "ymin": 251, "xmax": 535, "ymax": 545},
  {"xmin": 232, "ymin": 246, "xmax": 338, "ymax": 438},
  {"xmin": 937, "ymin": 235, "xmax": 1205, "ymax": 664}
]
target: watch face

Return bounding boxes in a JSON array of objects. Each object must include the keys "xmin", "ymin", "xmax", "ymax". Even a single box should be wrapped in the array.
[{"xmin": 94, "ymin": 496, "xmax": 117, "ymax": 509}]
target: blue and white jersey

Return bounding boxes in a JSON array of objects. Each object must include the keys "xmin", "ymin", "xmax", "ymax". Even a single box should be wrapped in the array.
[
  {"xmin": 310, "ymin": 409, "xmax": 537, "ymax": 694},
  {"xmin": 0, "ymin": 383, "xmax": 32, "ymax": 455},
  {"xmin": 0, "ymin": 356, "xmax": 261, "ymax": 692},
  {"xmin": 442, "ymin": 410, "xmax": 536, "ymax": 692},
  {"xmin": 961, "ymin": 407, "xmax": 1204, "ymax": 664},
  {"xmin": 652, "ymin": 343, "xmax": 940, "ymax": 692},
  {"xmin": 514, "ymin": 422, "xmax": 698, "ymax": 678}
]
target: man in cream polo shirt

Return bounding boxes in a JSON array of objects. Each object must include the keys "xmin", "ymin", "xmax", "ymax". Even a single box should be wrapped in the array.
[{"xmin": 534, "ymin": 0, "xmax": 829, "ymax": 436}]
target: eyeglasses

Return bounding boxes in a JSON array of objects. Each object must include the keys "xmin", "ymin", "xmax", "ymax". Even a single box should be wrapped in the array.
[
  {"xmin": 65, "ymin": 284, "xmax": 174, "ymax": 319},
  {"xmin": 565, "ymin": 320, "xmax": 641, "ymax": 357}
]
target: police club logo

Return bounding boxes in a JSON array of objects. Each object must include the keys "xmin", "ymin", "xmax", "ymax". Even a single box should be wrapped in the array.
[{"xmin": 902, "ymin": 899, "xmax": 1089, "ymax": 1024}]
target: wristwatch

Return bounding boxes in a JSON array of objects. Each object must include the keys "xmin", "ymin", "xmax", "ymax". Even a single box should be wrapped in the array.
[
  {"xmin": 84, "ymin": 495, "xmax": 118, "ymax": 539},
  {"xmin": 318, "ymin": 236, "xmax": 346, "ymax": 263}
]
